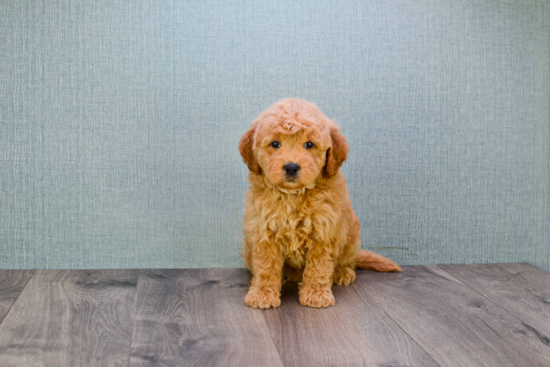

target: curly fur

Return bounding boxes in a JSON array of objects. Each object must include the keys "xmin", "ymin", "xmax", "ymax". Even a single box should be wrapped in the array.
[{"xmin": 239, "ymin": 98, "xmax": 401, "ymax": 309}]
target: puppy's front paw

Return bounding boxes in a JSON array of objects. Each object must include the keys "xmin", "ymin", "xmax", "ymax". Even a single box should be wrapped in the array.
[
  {"xmin": 245, "ymin": 287, "xmax": 281, "ymax": 309},
  {"xmin": 299, "ymin": 286, "xmax": 335, "ymax": 308}
]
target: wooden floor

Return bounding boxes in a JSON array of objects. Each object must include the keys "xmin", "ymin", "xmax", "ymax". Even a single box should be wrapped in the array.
[{"xmin": 0, "ymin": 264, "xmax": 549, "ymax": 366}]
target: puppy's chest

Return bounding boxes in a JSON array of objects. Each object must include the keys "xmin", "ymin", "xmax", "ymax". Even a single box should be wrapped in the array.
[{"xmin": 263, "ymin": 198, "xmax": 313, "ymax": 268}]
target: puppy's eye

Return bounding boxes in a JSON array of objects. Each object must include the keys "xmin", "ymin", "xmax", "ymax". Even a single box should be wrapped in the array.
[
  {"xmin": 270, "ymin": 141, "xmax": 281, "ymax": 148},
  {"xmin": 304, "ymin": 142, "xmax": 314, "ymax": 149}
]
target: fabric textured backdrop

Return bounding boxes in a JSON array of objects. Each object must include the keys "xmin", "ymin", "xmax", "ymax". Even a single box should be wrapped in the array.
[{"xmin": 1, "ymin": 0, "xmax": 549, "ymax": 271}]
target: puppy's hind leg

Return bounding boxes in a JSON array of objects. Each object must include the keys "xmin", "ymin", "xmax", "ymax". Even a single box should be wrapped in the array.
[
  {"xmin": 333, "ymin": 266, "xmax": 356, "ymax": 285},
  {"xmin": 334, "ymin": 215, "xmax": 359, "ymax": 286}
]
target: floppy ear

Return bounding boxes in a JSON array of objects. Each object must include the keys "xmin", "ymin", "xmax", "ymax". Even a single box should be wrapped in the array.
[
  {"xmin": 239, "ymin": 126, "xmax": 261, "ymax": 175},
  {"xmin": 323, "ymin": 125, "xmax": 349, "ymax": 178}
]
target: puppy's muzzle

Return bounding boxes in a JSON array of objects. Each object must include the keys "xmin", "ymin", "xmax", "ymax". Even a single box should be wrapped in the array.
[{"xmin": 283, "ymin": 163, "xmax": 300, "ymax": 177}]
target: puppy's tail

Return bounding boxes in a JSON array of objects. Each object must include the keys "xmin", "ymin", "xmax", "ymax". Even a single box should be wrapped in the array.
[{"xmin": 356, "ymin": 249, "xmax": 402, "ymax": 272}]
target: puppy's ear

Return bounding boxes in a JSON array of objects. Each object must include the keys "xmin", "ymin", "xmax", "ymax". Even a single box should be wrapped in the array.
[
  {"xmin": 323, "ymin": 125, "xmax": 349, "ymax": 178},
  {"xmin": 239, "ymin": 126, "xmax": 261, "ymax": 175}
]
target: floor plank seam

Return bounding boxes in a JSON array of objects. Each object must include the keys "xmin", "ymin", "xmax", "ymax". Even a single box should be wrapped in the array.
[
  {"xmin": 355, "ymin": 272, "xmax": 443, "ymax": 367},
  {"xmin": 240, "ymin": 267, "xmax": 286, "ymax": 367},
  {"xmin": 0, "ymin": 270, "xmax": 36, "ymax": 329},
  {"xmin": 126, "ymin": 269, "xmax": 141, "ymax": 367},
  {"xmin": 240, "ymin": 268, "xmax": 250, "ymax": 287},
  {"xmin": 495, "ymin": 263, "xmax": 546, "ymax": 293},
  {"xmin": 434, "ymin": 265, "xmax": 550, "ymax": 346}
]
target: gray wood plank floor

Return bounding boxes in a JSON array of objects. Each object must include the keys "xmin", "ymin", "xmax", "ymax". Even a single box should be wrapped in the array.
[
  {"xmin": 0, "ymin": 263, "xmax": 549, "ymax": 367},
  {"xmin": 0, "ymin": 270, "xmax": 34, "ymax": 324},
  {"xmin": 130, "ymin": 269, "xmax": 282, "ymax": 367},
  {"xmin": 0, "ymin": 270, "xmax": 139, "ymax": 367}
]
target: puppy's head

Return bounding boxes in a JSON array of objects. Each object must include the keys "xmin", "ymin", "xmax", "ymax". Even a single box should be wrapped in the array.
[{"xmin": 239, "ymin": 98, "xmax": 348, "ymax": 189}]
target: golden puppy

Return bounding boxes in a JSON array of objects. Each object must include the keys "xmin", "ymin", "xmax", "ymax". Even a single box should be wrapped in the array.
[{"xmin": 239, "ymin": 98, "xmax": 401, "ymax": 309}]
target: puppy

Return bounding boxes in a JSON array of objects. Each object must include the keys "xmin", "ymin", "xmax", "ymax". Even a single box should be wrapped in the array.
[{"xmin": 239, "ymin": 98, "xmax": 401, "ymax": 309}]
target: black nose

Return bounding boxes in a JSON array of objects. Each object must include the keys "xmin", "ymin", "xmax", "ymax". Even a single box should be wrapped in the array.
[{"xmin": 284, "ymin": 163, "xmax": 300, "ymax": 176}]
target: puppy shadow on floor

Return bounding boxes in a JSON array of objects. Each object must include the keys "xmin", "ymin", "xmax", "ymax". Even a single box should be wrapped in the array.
[{"xmin": 280, "ymin": 282, "xmax": 300, "ymax": 305}]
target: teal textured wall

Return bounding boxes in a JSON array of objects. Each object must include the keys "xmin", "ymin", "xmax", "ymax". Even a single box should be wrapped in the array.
[{"xmin": 1, "ymin": 0, "xmax": 549, "ymax": 270}]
